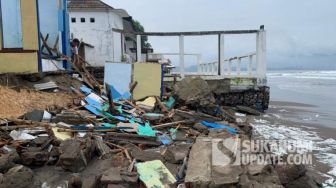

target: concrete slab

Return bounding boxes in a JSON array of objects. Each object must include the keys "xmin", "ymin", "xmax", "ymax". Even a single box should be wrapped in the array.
[{"xmin": 185, "ymin": 137, "xmax": 212, "ymax": 187}]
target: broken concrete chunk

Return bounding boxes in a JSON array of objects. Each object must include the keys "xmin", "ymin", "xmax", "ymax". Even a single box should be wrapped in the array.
[
  {"xmin": 59, "ymin": 139, "xmax": 87, "ymax": 172},
  {"xmin": 1, "ymin": 165, "xmax": 34, "ymax": 188},
  {"xmin": 20, "ymin": 151, "xmax": 49, "ymax": 166},
  {"xmin": 211, "ymin": 165, "xmax": 243, "ymax": 186},
  {"xmin": 163, "ymin": 144, "xmax": 191, "ymax": 164},
  {"xmin": 185, "ymin": 138, "xmax": 212, "ymax": 187},
  {"xmin": 130, "ymin": 149, "xmax": 163, "ymax": 162},
  {"xmin": 100, "ymin": 168, "xmax": 123, "ymax": 185},
  {"xmin": 0, "ymin": 150, "xmax": 20, "ymax": 173}
]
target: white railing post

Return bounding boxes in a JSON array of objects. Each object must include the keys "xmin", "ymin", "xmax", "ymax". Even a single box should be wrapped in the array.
[
  {"xmin": 197, "ymin": 54, "xmax": 202, "ymax": 74},
  {"xmin": 248, "ymin": 55, "xmax": 253, "ymax": 76},
  {"xmin": 219, "ymin": 34, "xmax": 225, "ymax": 76},
  {"xmin": 136, "ymin": 35, "xmax": 141, "ymax": 62},
  {"xmin": 237, "ymin": 58, "xmax": 241, "ymax": 76},
  {"xmin": 228, "ymin": 60, "xmax": 232, "ymax": 76},
  {"xmin": 179, "ymin": 35, "xmax": 185, "ymax": 78},
  {"xmin": 112, "ymin": 31, "xmax": 115, "ymax": 61}
]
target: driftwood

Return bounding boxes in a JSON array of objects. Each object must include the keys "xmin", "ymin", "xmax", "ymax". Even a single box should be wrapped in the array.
[
  {"xmin": 103, "ymin": 132, "xmax": 161, "ymax": 146},
  {"xmin": 155, "ymin": 97, "xmax": 168, "ymax": 113},
  {"xmin": 152, "ymin": 120, "xmax": 193, "ymax": 129}
]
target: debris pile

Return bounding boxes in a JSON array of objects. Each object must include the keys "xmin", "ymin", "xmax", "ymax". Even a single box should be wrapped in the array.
[{"xmin": 0, "ymin": 70, "xmax": 319, "ymax": 188}]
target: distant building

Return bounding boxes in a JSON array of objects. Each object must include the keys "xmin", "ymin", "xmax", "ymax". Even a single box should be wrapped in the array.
[
  {"xmin": 0, "ymin": 0, "xmax": 70, "ymax": 74},
  {"xmin": 68, "ymin": 0, "xmax": 131, "ymax": 66}
]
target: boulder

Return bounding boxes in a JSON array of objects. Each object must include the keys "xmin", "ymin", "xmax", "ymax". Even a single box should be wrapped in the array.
[{"xmin": 174, "ymin": 77, "xmax": 215, "ymax": 107}]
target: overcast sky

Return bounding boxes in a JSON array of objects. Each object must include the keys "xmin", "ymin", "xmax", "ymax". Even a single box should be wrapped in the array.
[{"xmin": 104, "ymin": 0, "xmax": 336, "ymax": 69}]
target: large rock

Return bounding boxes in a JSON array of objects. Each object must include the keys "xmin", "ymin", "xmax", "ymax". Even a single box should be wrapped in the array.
[
  {"xmin": 0, "ymin": 165, "xmax": 34, "ymax": 188},
  {"xmin": 174, "ymin": 77, "xmax": 215, "ymax": 107}
]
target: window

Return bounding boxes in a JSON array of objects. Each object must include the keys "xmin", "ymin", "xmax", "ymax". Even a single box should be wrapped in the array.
[
  {"xmin": 71, "ymin": 17, "xmax": 76, "ymax": 23},
  {"xmin": 90, "ymin": 18, "xmax": 95, "ymax": 23},
  {"xmin": 80, "ymin": 18, "xmax": 85, "ymax": 23},
  {"xmin": 0, "ymin": 0, "xmax": 23, "ymax": 48}
]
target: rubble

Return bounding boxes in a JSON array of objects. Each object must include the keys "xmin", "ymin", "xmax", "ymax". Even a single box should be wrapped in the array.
[{"xmin": 0, "ymin": 72, "xmax": 320, "ymax": 188}]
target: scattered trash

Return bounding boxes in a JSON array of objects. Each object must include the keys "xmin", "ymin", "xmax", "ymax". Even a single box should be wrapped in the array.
[
  {"xmin": 9, "ymin": 130, "xmax": 37, "ymax": 141},
  {"xmin": 136, "ymin": 160, "xmax": 176, "ymax": 187},
  {"xmin": 201, "ymin": 121, "xmax": 237, "ymax": 135},
  {"xmin": 34, "ymin": 81, "xmax": 58, "ymax": 91}
]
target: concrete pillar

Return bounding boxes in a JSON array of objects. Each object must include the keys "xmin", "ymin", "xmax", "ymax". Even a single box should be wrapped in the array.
[
  {"xmin": 121, "ymin": 33, "xmax": 125, "ymax": 60},
  {"xmin": 218, "ymin": 34, "xmax": 224, "ymax": 76},
  {"xmin": 256, "ymin": 30, "xmax": 266, "ymax": 79},
  {"xmin": 136, "ymin": 35, "xmax": 141, "ymax": 62},
  {"xmin": 179, "ymin": 35, "xmax": 185, "ymax": 78}
]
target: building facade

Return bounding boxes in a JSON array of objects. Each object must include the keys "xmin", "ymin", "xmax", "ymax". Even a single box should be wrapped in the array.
[{"xmin": 68, "ymin": 0, "xmax": 129, "ymax": 66}]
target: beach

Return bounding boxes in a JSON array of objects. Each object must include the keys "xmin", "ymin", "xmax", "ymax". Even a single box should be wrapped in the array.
[{"xmin": 250, "ymin": 70, "xmax": 336, "ymax": 187}]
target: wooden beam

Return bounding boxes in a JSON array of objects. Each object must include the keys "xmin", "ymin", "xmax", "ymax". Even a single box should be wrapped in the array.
[{"xmin": 113, "ymin": 28, "xmax": 260, "ymax": 36}]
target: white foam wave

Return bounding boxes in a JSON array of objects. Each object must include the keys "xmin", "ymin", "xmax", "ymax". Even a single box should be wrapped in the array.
[{"xmin": 251, "ymin": 118, "xmax": 336, "ymax": 186}]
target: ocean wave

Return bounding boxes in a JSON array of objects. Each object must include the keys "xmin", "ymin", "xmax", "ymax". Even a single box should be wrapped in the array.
[{"xmin": 268, "ymin": 71, "xmax": 336, "ymax": 80}]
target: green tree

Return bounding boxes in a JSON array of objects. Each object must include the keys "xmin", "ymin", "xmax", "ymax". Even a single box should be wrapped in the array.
[{"xmin": 132, "ymin": 20, "xmax": 152, "ymax": 48}]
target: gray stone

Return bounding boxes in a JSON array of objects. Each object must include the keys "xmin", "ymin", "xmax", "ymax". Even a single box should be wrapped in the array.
[{"xmin": 0, "ymin": 165, "xmax": 34, "ymax": 188}]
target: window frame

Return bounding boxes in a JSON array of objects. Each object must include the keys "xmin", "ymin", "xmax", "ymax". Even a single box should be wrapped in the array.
[
  {"xmin": 71, "ymin": 17, "xmax": 76, "ymax": 23},
  {"xmin": 80, "ymin": 17, "xmax": 85, "ymax": 23}
]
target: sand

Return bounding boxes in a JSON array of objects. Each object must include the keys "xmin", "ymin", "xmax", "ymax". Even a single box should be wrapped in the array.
[{"xmin": 0, "ymin": 86, "xmax": 74, "ymax": 118}]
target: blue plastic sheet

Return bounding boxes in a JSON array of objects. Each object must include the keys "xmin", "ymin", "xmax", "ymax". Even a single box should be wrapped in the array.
[
  {"xmin": 137, "ymin": 122, "xmax": 156, "ymax": 137},
  {"xmin": 201, "ymin": 121, "xmax": 237, "ymax": 135}
]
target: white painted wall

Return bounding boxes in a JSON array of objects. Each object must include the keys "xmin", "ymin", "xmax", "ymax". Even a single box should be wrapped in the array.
[{"xmin": 69, "ymin": 10, "xmax": 124, "ymax": 66}]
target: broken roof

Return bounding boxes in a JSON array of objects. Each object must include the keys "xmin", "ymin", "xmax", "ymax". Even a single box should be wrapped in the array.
[{"xmin": 68, "ymin": 0, "xmax": 114, "ymax": 11}]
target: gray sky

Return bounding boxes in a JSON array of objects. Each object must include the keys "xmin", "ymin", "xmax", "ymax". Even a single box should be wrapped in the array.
[{"xmin": 105, "ymin": 0, "xmax": 336, "ymax": 69}]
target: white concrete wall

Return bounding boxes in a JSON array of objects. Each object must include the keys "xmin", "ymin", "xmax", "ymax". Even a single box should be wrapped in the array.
[{"xmin": 69, "ymin": 11, "xmax": 124, "ymax": 66}]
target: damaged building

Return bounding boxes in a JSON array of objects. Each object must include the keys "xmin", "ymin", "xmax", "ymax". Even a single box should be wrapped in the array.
[
  {"xmin": 68, "ymin": 0, "xmax": 135, "ymax": 65},
  {"xmin": 0, "ymin": 0, "xmax": 70, "ymax": 74}
]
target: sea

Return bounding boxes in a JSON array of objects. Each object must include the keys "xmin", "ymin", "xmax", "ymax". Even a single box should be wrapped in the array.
[{"xmin": 250, "ymin": 70, "xmax": 336, "ymax": 187}]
